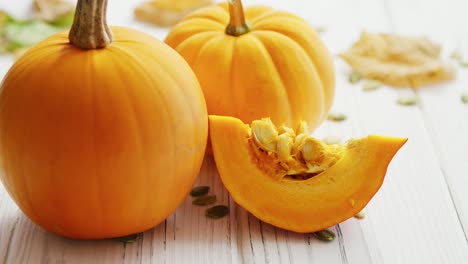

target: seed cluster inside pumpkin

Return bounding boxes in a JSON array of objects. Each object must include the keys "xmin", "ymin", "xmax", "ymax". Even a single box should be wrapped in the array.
[{"xmin": 248, "ymin": 118, "xmax": 344, "ymax": 180}]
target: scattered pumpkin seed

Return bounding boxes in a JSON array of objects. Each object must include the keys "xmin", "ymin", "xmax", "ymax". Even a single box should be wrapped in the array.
[
  {"xmin": 397, "ymin": 95, "xmax": 419, "ymax": 106},
  {"xmin": 205, "ymin": 205, "xmax": 229, "ymax": 219},
  {"xmin": 461, "ymin": 94, "xmax": 468, "ymax": 104},
  {"xmin": 322, "ymin": 135, "xmax": 341, "ymax": 145},
  {"xmin": 313, "ymin": 229, "xmax": 336, "ymax": 242},
  {"xmin": 192, "ymin": 194, "xmax": 217, "ymax": 206},
  {"xmin": 315, "ymin": 26, "xmax": 326, "ymax": 33},
  {"xmin": 450, "ymin": 51, "xmax": 462, "ymax": 61},
  {"xmin": 348, "ymin": 72, "xmax": 362, "ymax": 84},
  {"xmin": 112, "ymin": 233, "xmax": 140, "ymax": 244},
  {"xmin": 448, "ymin": 52, "xmax": 468, "ymax": 67},
  {"xmin": 362, "ymin": 80, "xmax": 382, "ymax": 91},
  {"xmin": 190, "ymin": 186, "xmax": 210, "ymax": 197},
  {"xmin": 354, "ymin": 210, "xmax": 366, "ymax": 219},
  {"xmin": 327, "ymin": 112, "xmax": 347, "ymax": 122}
]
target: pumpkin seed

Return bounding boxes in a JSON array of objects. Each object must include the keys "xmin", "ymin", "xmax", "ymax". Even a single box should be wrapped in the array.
[
  {"xmin": 301, "ymin": 137, "xmax": 324, "ymax": 162},
  {"xmin": 190, "ymin": 186, "xmax": 210, "ymax": 197},
  {"xmin": 277, "ymin": 133, "xmax": 294, "ymax": 161},
  {"xmin": 354, "ymin": 210, "xmax": 366, "ymax": 219},
  {"xmin": 205, "ymin": 205, "xmax": 229, "ymax": 219},
  {"xmin": 327, "ymin": 112, "xmax": 347, "ymax": 122},
  {"xmin": 315, "ymin": 26, "xmax": 326, "ymax": 33},
  {"xmin": 322, "ymin": 135, "xmax": 341, "ymax": 145},
  {"xmin": 362, "ymin": 80, "xmax": 381, "ymax": 91},
  {"xmin": 112, "ymin": 233, "xmax": 140, "ymax": 243},
  {"xmin": 278, "ymin": 125, "xmax": 295, "ymax": 137},
  {"xmin": 450, "ymin": 51, "xmax": 462, "ymax": 61},
  {"xmin": 397, "ymin": 95, "xmax": 419, "ymax": 106},
  {"xmin": 348, "ymin": 72, "xmax": 362, "ymax": 84},
  {"xmin": 251, "ymin": 118, "xmax": 278, "ymax": 152},
  {"xmin": 313, "ymin": 229, "xmax": 336, "ymax": 242},
  {"xmin": 192, "ymin": 194, "xmax": 217, "ymax": 206},
  {"xmin": 449, "ymin": 51, "xmax": 468, "ymax": 67},
  {"xmin": 461, "ymin": 94, "xmax": 468, "ymax": 104},
  {"xmin": 296, "ymin": 121, "xmax": 309, "ymax": 135}
]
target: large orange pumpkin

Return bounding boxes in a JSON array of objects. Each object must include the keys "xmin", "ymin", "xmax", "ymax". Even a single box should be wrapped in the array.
[
  {"xmin": 165, "ymin": 0, "xmax": 335, "ymax": 130},
  {"xmin": 0, "ymin": 0, "xmax": 208, "ymax": 239}
]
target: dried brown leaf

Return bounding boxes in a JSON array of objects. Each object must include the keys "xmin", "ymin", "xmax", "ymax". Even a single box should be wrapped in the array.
[
  {"xmin": 134, "ymin": 0, "xmax": 213, "ymax": 27},
  {"xmin": 33, "ymin": 0, "xmax": 74, "ymax": 23}
]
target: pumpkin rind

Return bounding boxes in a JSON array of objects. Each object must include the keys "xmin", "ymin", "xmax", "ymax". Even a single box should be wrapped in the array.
[
  {"xmin": 0, "ymin": 27, "xmax": 208, "ymax": 239},
  {"xmin": 165, "ymin": 3, "xmax": 335, "ymax": 131},
  {"xmin": 209, "ymin": 115, "xmax": 406, "ymax": 233}
]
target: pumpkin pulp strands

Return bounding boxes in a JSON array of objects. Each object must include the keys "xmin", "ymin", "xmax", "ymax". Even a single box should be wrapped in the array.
[
  {"xmin": 225, "ymin": 0, "xmax": 250, "ymax": 36},
  {"xmin": 69, "ymin": 0, "xmax": 113, "ymax": 49}
]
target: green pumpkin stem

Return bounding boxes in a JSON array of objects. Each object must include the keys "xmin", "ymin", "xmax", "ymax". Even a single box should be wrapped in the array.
[
  {"xmin": 69, "ymin": 0, "xmax": 113, "ymax": 49},
  {"xmin": 225, "ymin": 0, "xmax": 251, "ymax": 36}
]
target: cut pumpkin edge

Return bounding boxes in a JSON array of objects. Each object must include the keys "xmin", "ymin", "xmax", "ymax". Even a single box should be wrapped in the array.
[{"xmin": 208, "ymin": 115, "xmax": 407, "ymax": 233}]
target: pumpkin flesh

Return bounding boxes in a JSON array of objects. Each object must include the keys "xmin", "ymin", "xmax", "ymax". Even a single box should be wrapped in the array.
[{"xmin": 209, "ymin": 115, "xmax": 406, "ymax": 233}]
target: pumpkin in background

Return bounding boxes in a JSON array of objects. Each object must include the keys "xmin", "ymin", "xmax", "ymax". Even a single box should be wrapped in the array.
[
  {"xmin": 0, "ymin": 0, "xmax": 208, "ymax": 239},
  {"xmin": 165, "ymin": 0, "xmax": 335, "ymax": 131},
  {"xmin": 209, "ymin": 116, "xmax": 407, "ymax": 233}
]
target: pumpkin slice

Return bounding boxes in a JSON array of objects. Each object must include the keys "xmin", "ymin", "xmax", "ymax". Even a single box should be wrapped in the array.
[{"xmin": 209, "ymin": 115, "xmax": 407, "ymax": 233}]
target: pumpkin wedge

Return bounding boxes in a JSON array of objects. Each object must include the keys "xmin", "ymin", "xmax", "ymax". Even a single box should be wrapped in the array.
[{"xmin": 209, "ymin": 115, "xmax": 407, "ymax": 233}]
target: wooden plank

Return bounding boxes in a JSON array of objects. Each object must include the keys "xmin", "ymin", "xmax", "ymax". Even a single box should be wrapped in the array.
[
  {"xmin": 318, "ymin": 0, "xmax": 468, "ymax": 263},
  {"xmin": 343, "ymin": 77, "xmax": 468, "ymax": 263},
  {"xmin": 0, "ymin": 185, "xmax": 20, "ymax": 264},
  {"xmin": 0, "ymin": 0, "xmax": 467, "ymax": 263},
  {"xmin": 385, "ymin": 0, "xmax": 468, "ymax": 238}
]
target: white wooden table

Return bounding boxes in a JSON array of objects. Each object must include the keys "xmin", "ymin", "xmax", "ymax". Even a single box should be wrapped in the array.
[{"xmin": 1, "ymin": 0, "xmax": 468, "ymax": 263}]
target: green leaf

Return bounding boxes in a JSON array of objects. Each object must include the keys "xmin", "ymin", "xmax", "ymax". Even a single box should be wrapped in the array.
[
  {"xmin": 0, "ymin": 10, "xmax": 14, "ymax": 26},
  {"xmin": 49, "ymin": 11, "xmax": 75, "ymax": 28},
  {"xmin": 4, "ymin": 21, "xmax": 61, "ymax": 50}
]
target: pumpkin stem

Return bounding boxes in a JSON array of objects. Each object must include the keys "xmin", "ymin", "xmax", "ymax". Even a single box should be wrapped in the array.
[
  {"xmin": 225, "ymin": 0, "xmax": 250, "ymax": 36},
  {"xmin": 69, "ymin": 0, "xmax": 113, "ymax": 49}
]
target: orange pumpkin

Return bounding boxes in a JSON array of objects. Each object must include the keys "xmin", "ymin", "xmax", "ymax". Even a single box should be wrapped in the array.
[
  {"xmin": 209, "ymin": 115, "xmax": 406, "ymax": 232},
  {"xmin": 0, "ymin": 0, "xmax": 208, "ymax": 239},
  {"xmin": 165, "ymin": 0, "xmax": 335, "ymax": 131}
]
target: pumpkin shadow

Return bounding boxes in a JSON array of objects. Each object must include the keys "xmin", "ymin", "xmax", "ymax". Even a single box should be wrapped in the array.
[
  {"xmin": 1, "ymin": 155, "xmax": 344, "ymax": 262},
  {"xmin": 1, "ymin": 211, "xmax": 137, "ymax": 262}
]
